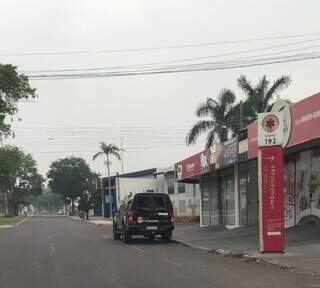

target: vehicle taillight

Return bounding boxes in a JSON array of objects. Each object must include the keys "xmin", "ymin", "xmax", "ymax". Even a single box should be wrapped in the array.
[
  {"xmin": 127, "ymin": 211, "xmax": 134, "ymax": 224},
  {"xmin": 170, "ymin": 212, "xmax": 175, "ymax": 223}
]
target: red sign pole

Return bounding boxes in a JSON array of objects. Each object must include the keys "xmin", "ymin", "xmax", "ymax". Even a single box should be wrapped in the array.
[{"xmin": 258, "ymin": 146, "xmax": 285, "ymax": 252}]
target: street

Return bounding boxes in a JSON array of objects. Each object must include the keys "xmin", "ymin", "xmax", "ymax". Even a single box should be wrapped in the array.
[{"xmin": 0, "ymin": 217, "xmax": 319, "ymax": 288}]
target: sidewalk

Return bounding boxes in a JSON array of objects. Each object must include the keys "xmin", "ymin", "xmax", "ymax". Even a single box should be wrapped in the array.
[
  {"xmin": 70, "ymin": 216, "xmax": 112, "ymax": 226},
  {"xmin": 173, "ymin": 223, "xmax": 320, "ymax": 276}
]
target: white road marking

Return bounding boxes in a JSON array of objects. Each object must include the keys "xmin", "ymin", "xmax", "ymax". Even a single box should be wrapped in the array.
[
  {"xmin": 159, "ymin": 256, "xmax": 182, "ymax": 267},
  {"xmin": 102, "ymin": 235, "xmax": 111, "ymax": 240},
  {"xmin": 49, "ymin": 242, "xmax": 55, "ymax": 253},
  {"xmin": 70, "ymin": 222, "xmax": 77, "ymax": 226},
  {"xmin": 131, "ymin": 246, "xmax": 146, "ymax": 253}
]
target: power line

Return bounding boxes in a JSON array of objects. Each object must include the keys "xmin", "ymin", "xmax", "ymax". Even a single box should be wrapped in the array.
[
  {"xmin": 25, "ymin": 143, "xmax": 192, "ymax": 154},
  {"xmin": 23, "ymin": 38, "xmax": 320, "ymax": 74},
  {"xmin": 3, "ymin": 32, "xmax": 320, "ymax": 57},
  {"xmin": 27, "ymin": 53, "xmax": 320, "ymax": 80}
]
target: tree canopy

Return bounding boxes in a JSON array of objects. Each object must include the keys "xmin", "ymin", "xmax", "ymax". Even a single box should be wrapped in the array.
[
  {"xmin": 0, "ymin": 145, "xmax": 44, "ymax": 215},
  {"xmin": 186, "ymin": 74, "xmax": 291, "ymax": 148},
  {"xmin": 47, "ymin": 156, "xmax": 97, "ymax": 214},
  {"xmin": 0, "ymin": 64, "xmax": 36, "ymax": 138},
  {"xmin": 238, "ymin": 74, "xmax": 291, "ymax": 123},
  {"xmin": 186, "ymin": 89, "xmax": 236, "ymax": 147}
]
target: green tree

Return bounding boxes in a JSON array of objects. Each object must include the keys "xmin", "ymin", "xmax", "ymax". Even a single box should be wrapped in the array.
[
  {"xmin": 47, "ymin": 156, "xmax": 95, "ymax": 215},
  {"xmin": 93, "ymin": 142, "xmax": 123, "ymax": 216},
  {"xmin": 0, "ymin": 64, "xmax": 36, "ymax": 138},
  {"xmin": 78, "ymin": 192, "xmax": 94, "ymax": 220},
  {"xmin": 186, "ymin": 89, "xmax": 236, "ymax": 148},
  {"xmin": 0, "ymin": 145, "xmax": 44, "ymax": 215},
  {"xmin": 237, "ymin": 74, "xmax": 291, "ymax": 123}
]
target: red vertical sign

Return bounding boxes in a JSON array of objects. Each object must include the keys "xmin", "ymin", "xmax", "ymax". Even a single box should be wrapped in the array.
[{"xmin": 258, "ymin": 146, "xmax": 285, "ymax": 252}]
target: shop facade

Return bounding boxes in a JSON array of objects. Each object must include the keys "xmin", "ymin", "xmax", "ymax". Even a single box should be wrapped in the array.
[{"xmin": 176, "ymin": 92, "xmax": 320, "ymax": 227}]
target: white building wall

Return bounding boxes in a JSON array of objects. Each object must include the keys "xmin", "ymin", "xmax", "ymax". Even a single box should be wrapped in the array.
[
  {"xmin": 116, "ymin": 177, "xmax": 163, "ymax": 206},
  {"xmin": 115, "ymin": 171, "xmax": 201, "ymax": 217},
  {"xmin": 161, "ymin": 173, "xmax": 200, "ymax": 217}
]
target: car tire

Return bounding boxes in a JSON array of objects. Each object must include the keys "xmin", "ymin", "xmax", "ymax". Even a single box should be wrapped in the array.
[
  {"xmin": 161, "ymin": 233, "xmax": 172, "ymax": 243},
  {"xmin": 148, "ymin": 234, "xmax": 155, "ymax": 241},
  {"xmin": 122, "ymin": 226, "xmax": 131, "ymax": 243}
]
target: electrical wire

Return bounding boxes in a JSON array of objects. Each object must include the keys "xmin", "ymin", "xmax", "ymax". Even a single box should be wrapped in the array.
[
  {"xmin": 27, "ymin": 53, "xmax": 320, "ymax": 80},
  {"xmin": 23, "ymin": 38, "xmax": 320, "ymax": 74},
  {"xmin": 3, "ymin": 32, "xmax": 320, "ymax": 57}
]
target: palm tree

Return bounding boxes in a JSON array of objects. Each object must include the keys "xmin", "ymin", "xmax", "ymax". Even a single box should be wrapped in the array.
[
  {"xmin": 186, "ymin": 88, "xmax": 236, "ymax": 148},
  {"xmin": 93, "ymin": 142, "xmax": 123, "ymax": 217},
  {"xmin": 238, "ymin": 74, "xmax": 291, "ymax": 123}
]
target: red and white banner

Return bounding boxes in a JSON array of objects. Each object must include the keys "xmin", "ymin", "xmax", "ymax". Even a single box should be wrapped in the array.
[
  {"xmin": 248, "ymin": 92, "xmax": 320, "ymax": 159},
  {"xmin": 175, "ymin": 150, "xmax": 210, "ymax": 181},
  {"xmin": 258, "ymin": 146, "xmax": 285, "ymax": 252},
  {"xmin": 288, "ymin": 92, "xmax": 320, "ymax": 146}
]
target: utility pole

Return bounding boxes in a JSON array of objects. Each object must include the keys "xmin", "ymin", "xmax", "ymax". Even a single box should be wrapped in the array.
[
  {"xmin": 4, "ymin": 191, "xmax": 8, "ymax": 215},
  {"xmin": 240, "ymin": 100, "xmax": 244, "ymax": 129},
  {"xmin": 120, "ymin": 137, "xmax": 124, "ymax": 173}
]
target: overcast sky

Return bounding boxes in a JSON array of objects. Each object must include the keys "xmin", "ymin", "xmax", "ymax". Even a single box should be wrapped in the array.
[{"xmin": 1, "ymin": 0, "xmax": 319, "ymax": 177}]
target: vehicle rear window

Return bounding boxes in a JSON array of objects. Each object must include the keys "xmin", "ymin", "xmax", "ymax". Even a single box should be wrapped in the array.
[{"xmin": 133, "ymin": 195, "xmax": 172, "ymax": 211}]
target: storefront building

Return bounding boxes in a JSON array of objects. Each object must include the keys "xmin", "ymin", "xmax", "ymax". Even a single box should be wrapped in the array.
[
  {"xmin": 248, "ymin": 92, "xmax": 320, "ymax": 227},
  {"xmin": 176, "ymin": 92, "xmax": 320, "ymax": 227}
]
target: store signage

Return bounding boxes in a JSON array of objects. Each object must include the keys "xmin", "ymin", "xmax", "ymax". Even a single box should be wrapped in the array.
[
  {"xmin": 288, "ymin": 92, "xmax": 320, "ymax": 146},
  {"xmin": 248, "ymin": 93, "xmax": 320, "ymax": 159},
  {"xmin": 258, "ymin": 146, "xmax": 285, "ymax": 252},
  {"xmin": 271, "ymin": 99, "xmax": 292, "ymax": 147},
  {"xmin": 258, "ymin": 112, "xmax": 283, "ymax": 147},
  {"xmin": 219, "ymin": 136, "xmax": 238, "ymax": 167},
  {"xmin": 175, "ymin": 150, "xmax": 210, "ymax": 181},
  {"xmin": 247, "ymin": 121, "xmax": 258, "ymax": 159}
]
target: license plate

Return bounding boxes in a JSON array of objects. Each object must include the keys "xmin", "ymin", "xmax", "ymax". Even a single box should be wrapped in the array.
[{"xmin": 146, "ymin": 226, "xmax": 157, "ymax": 230}]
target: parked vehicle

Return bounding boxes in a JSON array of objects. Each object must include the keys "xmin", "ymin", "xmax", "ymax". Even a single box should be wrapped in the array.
[{"xmin": 113, "ymin": 193, "xmax": 174, "ymax": 243}]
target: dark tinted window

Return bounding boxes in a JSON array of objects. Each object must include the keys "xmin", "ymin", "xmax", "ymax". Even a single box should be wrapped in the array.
[{"xmin": 133, "ymin": 195, "xmax": 172, "ymax": 211}]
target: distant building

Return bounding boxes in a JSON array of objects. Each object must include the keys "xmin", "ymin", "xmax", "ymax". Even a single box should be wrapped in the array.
[
  {"xmin": 154, "ymin": 166, "xmax": 200, "ymax": 218},
  {"xmin": 101, "ymin": 166, "xmax": 200, "ymax": 219}
]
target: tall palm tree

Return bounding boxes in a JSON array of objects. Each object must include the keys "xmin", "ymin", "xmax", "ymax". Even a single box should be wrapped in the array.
[
  {"xmin": 186, "ymin": 88, "xmax": 236, "ymax": 148},
  {"xmin": 238, "ymin": 74, "xmax": 291, "ymax": 123},
  {"xmin": 93, "ymin": 142, "xmax": 123, "ymax": 217}
]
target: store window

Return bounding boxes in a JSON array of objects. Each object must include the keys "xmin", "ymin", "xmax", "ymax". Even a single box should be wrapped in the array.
[
  {"xmin": 295, "ymin": 150, "xmax": 312, "ymax": 223},
  {"xmin": 201, "ymin": 178, "xmax": 210, "ymax": 225},
  {"xmin": 311, "ymin": 147, "xmax": 320, "ymax": 218},
  {"xmin": 220, "ymin": 168, "xmax": 235, "ymax": 225},
  {"xmin": 239, "ymin": 163, "xmax": 248, "ymax": 225},
  {"xmin": 167, "ymin": 176, "xmax": 174, "ymax": 194},
  {"xmin": 209, "ymin": 175, "xmax": 220, "ymax": 225},
  {"xmin": 284, "ymin": 159, "xmax": 295, "ymax": 227},
  {"xmin": 178, "ymin": 182, "xmax": 185, "ymax": 193}
]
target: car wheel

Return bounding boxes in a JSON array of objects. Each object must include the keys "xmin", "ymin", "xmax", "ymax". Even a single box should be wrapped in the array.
[
  {"xmin": 148, "ymin": 234, "xmax": 155, "ymax": 241},
  {"xmin": 122, "ymin": 226, "xmax": 131, "ymax": 243},
  {"xmin": 161, "ymin": 233, "xmax": 172, "ymax": 243}
]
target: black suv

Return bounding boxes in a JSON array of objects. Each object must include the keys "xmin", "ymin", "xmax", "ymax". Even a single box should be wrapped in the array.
[{"xmin": 113, "ymin": 193, "xmax": 174, "ymax": 243}]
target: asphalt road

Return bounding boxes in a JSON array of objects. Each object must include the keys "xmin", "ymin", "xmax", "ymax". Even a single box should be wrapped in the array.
[{"xmin": 0, "ymin": 217, "xmax": 319, "ymax": 288}]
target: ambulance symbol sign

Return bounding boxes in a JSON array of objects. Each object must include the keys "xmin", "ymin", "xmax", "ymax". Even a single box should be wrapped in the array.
[{"xmin": 258, "ymin": 112, "xmax": 283, "ymax": 147}]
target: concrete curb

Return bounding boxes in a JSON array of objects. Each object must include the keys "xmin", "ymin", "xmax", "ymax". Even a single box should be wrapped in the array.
[
  {"xmin": 16, "ymin": 217, "xmax": 28, "ymax": 226},
  {"xmin": 0, "ymin": 217, "xmax": 28, "ymax": 229},
  {"xmin": 172, "ymin": 238, "xmax": 320, "ymax": 277},
  {"xmin": 69, "ymin": 216, "xmax": 112, "ymax": 226},
  {"xmin": 0, "ymin": 225, "xmax": 13, "ymax": 229},
  {"xmin": 88, "ymin": 221, "xmax": 112, "ymax": 226}
]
